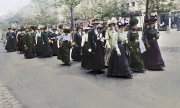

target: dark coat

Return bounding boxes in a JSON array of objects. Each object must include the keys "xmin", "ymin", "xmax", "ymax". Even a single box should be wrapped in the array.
[
  {"xmin": 87, "ymin": 29, "xmax": 105, "ymax": 70},
  {"xmin": 5, "ymin": 32, "xmax": 17, "ymax": 52},
  {"xmin": 71, "ymin": 32, "xmax": 82, "ymax": 61},
  {"xmin": 24, "ymin": 33, "xmax": 35, "ymax": 59},
  {"xmin": 49, "ymin": 33, "xmax": 58, "ymax": 56}
]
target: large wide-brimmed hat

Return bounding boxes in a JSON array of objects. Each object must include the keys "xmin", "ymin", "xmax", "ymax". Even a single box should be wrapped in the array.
[
  {"xmin": 58, "ymin": 24, "xmax": 64, "ymax": 29},
  {"xmin": 117, "ymin": 19, "xmax": 128, "ymax": 27},
  {"xmin": 83, "ymin": 27, "xmax": 91, "ymax": 30},
  {"xmin": 91, "ymin": 18, "xmax": 101, "ymax": 25},
  {"xmin": 76, "ymin": 26, "xmax": 83, "ymax": 31},
  {"xmin": 37, "ymin": 25, "xmax": 44, "ymax": 30},
  {"xmin": 20, "ymin": 27, "xmax": 26, "ymax": 31},
  {"xmin": 63, "ymin": 26, "xmax": 71, "ymax": 34},
  {"xmin": 50, "ymin": 25, "xmax": 57, "ymax": 30},
  {"xmin": 11, "ymin": 27, "xmax": 16, "ymax": 31},
  {"xmin": 90, "ymin": 15, "xmax": 101, "ymax": 25},
  {"xmin": 30, "ymin": 26, "xmax": 37, "ymax": 31},
  {"xmin": 107, "ymin": 17, "xmax": 117, "ymax": 26},
  {"xmin": 25, "ymin": 27, "xmax": 32, "ymax": 32},
  {"xmin": 145, "ymin": 15, "xmax": 157, "ymax": 24},
  {"xmin": 129, "ymin": 17, "xmax": 139, "ymax": 26}
]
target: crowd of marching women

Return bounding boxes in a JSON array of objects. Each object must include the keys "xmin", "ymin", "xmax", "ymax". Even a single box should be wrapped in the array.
[{"xmin": 1, "ymin": 16, "xmax": 165, "ymax": 79}]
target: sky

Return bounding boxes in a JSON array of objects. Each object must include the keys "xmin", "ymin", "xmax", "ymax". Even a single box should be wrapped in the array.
[
  {"xmin": 0, "ymin": 0, "xmax": 179, "ymax": 17},
  {"xmin": 0, "ymin": 0, "xmax": 31, "ymax": 16}
]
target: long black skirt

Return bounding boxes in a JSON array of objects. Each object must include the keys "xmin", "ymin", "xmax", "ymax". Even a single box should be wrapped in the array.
[
  {"xmin": 128, "ymin": 41, "xmax": 145, "ymax": 72},
  {"xmin": 88, "ymin": 40, "xmax": 105, "ymax": 70},
  {"xmin": 107, "ymin": 43, "xmax": 133, "ymax": 78},
  {"xmin": 35, "ymin": 37, "xmax": 43, "ymax": 56},
  {"xmin": 71, "ymin": 46, "xmax": 82, "ymax": 61},
  {"xmin": 57, "ymin": 41, "xmax": 71, "ymax": 64},
  {"xmin": 24, "ymin": 46, "xmax": 35, "ymax": 59},
  {"xmin": 50, "ymin": 39, "xmax": 58, "ymax": 56},
  {"xmin": 17, "ymin": 37, "xmax": 25, "ymax": 53},
  {"xmin": 5, "ymin": 37, "xmax": 17, "ymax": 52},
  {"xmin": 40, "ymin": 44, "xmax": 52, "ymax": 58},
  {"xmin": 81, "ymin": 42, "xmax": 90, "ymax": 69},
  {"xmin": 143, "ymin": 39, "xmax": 165, "ymax": 70}
]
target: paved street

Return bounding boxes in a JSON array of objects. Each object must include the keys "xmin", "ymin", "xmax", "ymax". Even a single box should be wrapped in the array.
[{"xmin": 0, "ymin": 31, "xmax": 180, "ymax": 108}]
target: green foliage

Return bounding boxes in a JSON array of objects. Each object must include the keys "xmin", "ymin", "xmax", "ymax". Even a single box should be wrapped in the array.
[
  {"xmin": 131, "ymin": 0, "xmax": 176, "ymax": 13},
  {"xmin": 54, "ymin": 0, "xmax": 82, "ymax": 9},
  {"xmin": 74, "ymin": 0, "xmax": 128, "ymax": 20}
]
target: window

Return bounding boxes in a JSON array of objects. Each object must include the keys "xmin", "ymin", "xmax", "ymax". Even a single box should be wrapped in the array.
[{"xmin": 132, "ymin": 2, "xmax": 135, "ymax": 6}]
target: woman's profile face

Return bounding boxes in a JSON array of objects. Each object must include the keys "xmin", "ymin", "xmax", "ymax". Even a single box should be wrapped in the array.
[
  {"xmin": 132, "ymin": 25, "xmax": 137, "ymax": 30},
  {"xmin": 109, "ymin": 24, "xmax": 115, "ymax": 30},
  {"xmin": 119, "ymin": 26, "xmax": 125, "ymax": 32}
]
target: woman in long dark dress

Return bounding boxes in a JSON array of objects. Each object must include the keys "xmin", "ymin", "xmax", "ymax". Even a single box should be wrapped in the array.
[
  {"xmin": 5, "ymin": 28, "xmax": 17, "ymax": 52},
  {"xmin": 24, "ymin": 28, "xmax": 35, "ymax": 59},
  {"xmin": 88, "ymin": 17, "xmax": 105, "ymax": 74},
  {"xmin": 143, "ymin": 16, "xmax": 165, "ymax": 70},
  {"xmin": 40, "ymin": 26, "xmax": 52, "ymax": 57},
  {"xmin": 49, "ymin": 28, "xmax": 58, "ymax": 56},
  {"xmin": 71, "ymin": 26, "xmax": 83, "ymax": 61},
  {"xmin": 35, "ymin": 27, "xmax": 43, "ymax": 56},
  {"xmin": 17, "ymin": 28, "xmax": 25, "ymax": 54},
  {"xmin": 127, "ymin": 17, "xmax": 145, "ymax": 73},
  {"xmin": 81, "ymin": 27, "xmax": 91, "ymax": 69},
  {"xmin": 57, "ymin": 27, "xmax": 72, "ymax": 66},
  {"xmin": 107, "ymin": 21, "xmax": 133, "ymax": 79}
]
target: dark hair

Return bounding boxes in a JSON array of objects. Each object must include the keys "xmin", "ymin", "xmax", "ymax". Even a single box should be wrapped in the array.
[
  {"xmin": 108, "ymin": 23, "xmax": 115, "ymax": 27},
  {"xmin": 76, "ymin": 26, "xmax": 82, "ymax": 32},
  {"xmin": 63, "ymin": 28, "xmax": 71, "ymax": 34},
  {"xmin": 43, "ymin": 26, "xmax": 48, "ymax": 31},
  {"xmin": 84, "ymin": 29, "xmax": 89, "ymax": 33},
  {"xmin": 59, "ymin": 24, "xmax": 63, "ymax": 29},
  {"xmin": 30, "ymin": 26, "xmax": 37, "ymax": 31}
]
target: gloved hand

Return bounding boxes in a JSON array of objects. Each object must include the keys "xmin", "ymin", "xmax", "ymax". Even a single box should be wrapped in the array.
[
  {"xmin": 88, "ymin": 49, "xmax": 92, "ymax": 52},
  {"xmin": 116, "ymin": 50, "xmax": 121, "ymax": 56}
]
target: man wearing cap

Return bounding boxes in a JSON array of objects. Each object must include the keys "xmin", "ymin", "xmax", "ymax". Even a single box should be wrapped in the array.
[
  {"xmin": 88, "ymin": 17, "xmax": 105, "ymax": 74},
  {"xmin": 143, "ymin": 16, "xmax": 165, "ymax": 71}
]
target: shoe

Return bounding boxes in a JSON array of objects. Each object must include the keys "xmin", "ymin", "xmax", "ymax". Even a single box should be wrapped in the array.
[
  {"xmin": 125, "ymin": 74, "xmax": 133, "ymax": 79},
  {"xmin": 95, "ymin": 70, "xmax": 105, "ymax": 74}
]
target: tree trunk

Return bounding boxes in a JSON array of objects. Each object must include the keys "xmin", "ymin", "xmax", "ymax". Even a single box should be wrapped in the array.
[
  {"xmin": 143, "ymin": 0, "xmax": 150, "ymax": 30},
  {"xmin": 156, "ymin": 0, "xmax": 160, "ymax": 31},
  {"xmin": 70, "ymin": 7, "xmax": 75, "ymax": 32}
]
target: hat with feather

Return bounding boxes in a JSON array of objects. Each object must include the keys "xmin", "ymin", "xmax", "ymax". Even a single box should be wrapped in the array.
[
  {"xmin": 91, "ymin": 14, "xmax": 101, "ymax": 25},
  {"xmin": 145, "ymin": 15, "xmax": 157, "ymax": 24},
  {"xmin": 107, "ymin": 17, "xmax": 117, "ymax": 26}
]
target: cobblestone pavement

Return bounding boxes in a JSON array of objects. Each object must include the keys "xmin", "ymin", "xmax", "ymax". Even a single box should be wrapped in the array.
[{"xmin": 0, "ymin": 81, "xmax": 22, "ymax": 108}]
